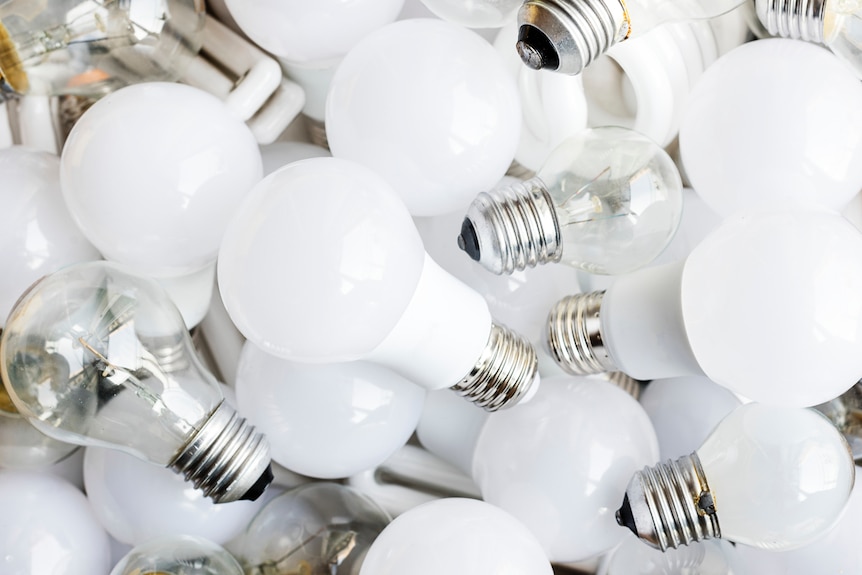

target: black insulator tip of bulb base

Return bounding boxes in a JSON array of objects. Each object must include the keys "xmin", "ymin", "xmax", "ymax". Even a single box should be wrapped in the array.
[
  {"xmin": 239, "ymin": 464, "xmax": 274, "ymax": 502},
  {"xmin": 616, "ymin": 493, "xmax": 638, "ymax": 535},
  {"xmin": 458, "ymin": 218, "xmax": 482, "ymax": 261},
  {"xmin": 516, "ymin": 25, "xmax": 560, "ymax": 71}
]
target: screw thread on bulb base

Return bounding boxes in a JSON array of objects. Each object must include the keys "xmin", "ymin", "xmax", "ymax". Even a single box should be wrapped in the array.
[
  {"xmin": 617, "ymin": 453, "xmax": 721, "ymax": 551},
  {"xmin": 603, "ymin": 371, "xmax": 642, "ymax": 400},
  {"xmin": 756, "ymin": 0, "xmax": 826, "ymax": 43},
  {"xmin": 451, "ymin": 323, "xmax": 539, "ymax": 412},
  {"xmin": 546, "ymin": 291, "xmax": 617, "ymax": 375},
  {"xmin": 169, "ymin": 402, "xmax": 273, "ymax": 503},
  {"xmin": 461, "ymin": 177, "xmax": 562, "ymax": 275}
]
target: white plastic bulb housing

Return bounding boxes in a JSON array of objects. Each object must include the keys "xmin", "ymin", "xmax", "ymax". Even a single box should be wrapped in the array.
[
  {"xmin": 326, "ymin": 18, "xmax": 521, "ymax": 217},
  {"xmin": 359, "ymin": 498, "xmax": 554, "ymax": 575},
  {"xmin": 0, "ymin": 145, "xmax": 101, "ymax": 327},
  {"xmin": 420, "ymin": 0, "xmax": 522, "ymax": 28},
  {"xmin": 235, "ymin": 341, "xmax": 426, "ymax": 479},
  {"xmin": 223, "ymin": 0, "xmax": 405, "ymax": 66},
  {"xmin": 680, "ymin": 38, "xmax": 862, "ymax": 218},
  {"xmin": 0, "ymin": 261, "xmax": 273, "ymax": 503},
  {"xmin": 618, "ymin": 403, "xmax": 855, "ymax": 551},
  {"xmin": 111, "ymin": 535, "xmax": 243, "ymax": 575}
]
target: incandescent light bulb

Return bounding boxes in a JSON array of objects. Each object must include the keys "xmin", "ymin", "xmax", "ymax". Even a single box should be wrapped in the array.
[
  {"xmin": 111, "ymin": 535, "xmax": 244, "ymax": 575},
  {"xmin": 0, "ymin": 261, "xmax": 273, "ymax": 503}
]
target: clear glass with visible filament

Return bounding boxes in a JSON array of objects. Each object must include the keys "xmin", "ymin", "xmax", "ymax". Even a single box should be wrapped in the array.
[{"xmin": 111, "ymin": 535, "xmax": 244, "ymax": 575}]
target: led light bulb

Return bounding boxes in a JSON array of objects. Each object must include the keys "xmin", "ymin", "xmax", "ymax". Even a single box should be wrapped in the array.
[
  {"xmin": 459, "ymin": 126, "xmax": 683, "ymax": 276},
  {"xmin": 60, "ymin": 82, "xmax": 263, "ymax": 327},
  {"xmin": 514, "ymin": 0, "xmax": 747, "ymax": 75},
  {"xmin": 233, "ymin": 482, "xmax": 391, "ymax": 575},
  {"xmin": 235, "ymin": 341, "xmax": 426, "ymax": 479},
  {"xmin": 0, "ymin": 0, "xmax": 204, "ymax": 99},
  {"xmin": 358, "ymin": 498, "xmax": 554, "ymax": 575},
  {"xmin": 547, "ymin": 208, "xmax": 862, "ymax": 408},
  {"xmin": 679, "ymin": 38, "xmax": 862, "ymax": 219},
  {"xmin": 111, "ymin": 535, "xmax": 244, "ymax": 575},
  {"xmin": 0, "ymin": 261, "xmax": 273, "ymax": 503},
  {"xmin": 420, "ymin": 0, "xmax": 522, "ymax": 28},
  {"xmin": 326, "ymin": 18, "xmax": 521, "ymax": 217},
  {"xmin": 0, "ymin": 470, "xmax": 112, "ymax": 575},
  {"xmin": 218, "ymin": 157, "xmax": 539, "ymax": 412},
  {"xmin": 617, "ymin": 403, "xmax": 855, "ymax": 551}
]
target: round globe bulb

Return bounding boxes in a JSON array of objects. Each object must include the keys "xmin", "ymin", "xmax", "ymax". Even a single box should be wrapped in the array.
[
  {"xmin": 419, "ymin": 0, "xmax": 522, "ymax": 28},
  {"xmin": 111, "ymin": 535, "xmax": 243, "ymax": 575}
]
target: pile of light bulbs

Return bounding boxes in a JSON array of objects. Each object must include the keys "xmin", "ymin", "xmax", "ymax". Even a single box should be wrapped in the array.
[{"xmin": 2, "ymin": 0, "xmax": 862, "ymax": 574}]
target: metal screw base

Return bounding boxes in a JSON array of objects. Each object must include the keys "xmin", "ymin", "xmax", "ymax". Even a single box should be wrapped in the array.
[
  {"xmin": 756, "ymin": 0, "xmax": 826, "ymax": 43},
  {"xmin": 169, "ymin": 402, "xmax": 273, "ymax": 503},
  {"xmin": 617, "ymin": 453, "xmax": 721, "ymax": 551},
  {"xmin": 461, "ymin": 177, "xmax": 562, "ymax": 275},
  {"xmin": 546, "ymin": 291, "xmax": 616, "ymax": 375},
  {"xmin": 451, "ymin": 323, "xmax": 539, "ymax": 412}
]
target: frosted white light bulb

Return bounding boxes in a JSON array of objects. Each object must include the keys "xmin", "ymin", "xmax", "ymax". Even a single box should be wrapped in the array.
[
  {"xmin": 460, "ymin": 126, "xmax": 683, "ymax": 276},
  {"xmin": 547, "ymin": 208, "xmax": 862, "ymax": 407},
  {"xmin": 420, "ymin": 0, "xmax": 522, "ymax": 28},
  {"xmin": 1, "ymin": 261, "xmax": 273, "ymax": 503},
  {"xmin": 680, "ymin": 38, "xmax": 862, "ymax": 219},
  {"xmin": 111, "ymin": 535, "xmax": 244, "ymax": 575},
  {"xmin": 60, "ymin": 82, "xmax": 263, "ymax": 327},
  {"xmin": 235, "ymin": 341, "xmax": 426, "ymax": 479},
  {"xmin": 326, "ymin": 18, "xmax": 521, "ymax": 217},
  {"xmin": 218, "ymin": 157, "xmax": 539, "ymax": 411},
  {"xmin": 0, "ymin": 146, "xmax": 101, "ymax": 327},
  {"xmin": 0, "ymin": 0, "xmax": 204, "ymax": 98},
  {"xmin": 514, "ymin": 0, "xmax": 746, "ymax": 75},
  {"xmin": 359, "ymin": 497, "xmax": 554, "ymax": 575},
  {"xmin": 617, "ymin": 403, "xmax": 855, "ymax": 551},
  {"xmin": 0, "ymin": 470, "xmax": 112, "ymax": 575},
  {"xmin": 84, "ymin": 446, "xmax": 265, "ymax": 546}
]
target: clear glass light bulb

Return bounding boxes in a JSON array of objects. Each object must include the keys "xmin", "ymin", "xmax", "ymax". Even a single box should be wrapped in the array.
[
  {"xmin": 459, "ymin": 126, "xmax": 683, "ymax": 276},
  {"xmin": 0, "ymin": 261, "xmax": 273, "ymax": 503},
  {"xmin": 218, "ymin": 157, "xmax": 540, "ymax": 412},
  {"xmin": 420, "ymin": 0, "xmax": 522, "ymax": 28},
  {"xmin": 0, "ymin": 0, "xmax": 204, "ymax": 99},
  {"xmin": 358, "ymin": 498, "xmax": 554, "ymax": 575},
  {"xmin": 111, "ymin": 535, "xmax": 244, "ymax": 575},
  {"xmin": 546, "ymin": 208, "xmax": 862, "ymax": 408},
  {"xmin": 679, "ymin": 38, "xmax": 862, "ymax": 219},
  {"xmin": 514, "ymin": 0, "xmax": 746, "ymax": 75},
  {"xmin": 599, "ymin": 537, "xmax": 740, "ymax": 575},
  {"xmin": 617, "ymin": 403, "xmax": 855, "ymax": 551}
]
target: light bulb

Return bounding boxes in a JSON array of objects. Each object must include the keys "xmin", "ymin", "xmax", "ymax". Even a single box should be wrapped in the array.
[
  {"xmin": 111, "ymin": 535, "xmax": 244, "ymax": 575},
  {"xmin": 325, "ymin": 18, "xmax": 521, "ymax": 217},
  {"xmin": 0, "ymin": 470, "xmax": 112, "ymax": 575},
  {"xmin": 0, "ymin": 261, "xmax": 273, "ymax": 503},
  {"xmin": 0, "ymin": 145, "xmax": 101, "ymax": 327},
  {"xmin": 60, "ymin": 82, "xmax": 263, "ymax": 327},
  {"xmin": 234, "ymin": 340, "xmax": 426, "ymax": 479},
  {"xmin": 616, "ymin": 403, "xmax": 855, "ymax": 551},
  {"xmin": 218, "ymin": 157, "xmax": 539, "ymax": 412},
  {"xmin": 0, "ymin": 0, "xmax": 204, "ymax": 98},
  {"xmin": 679, "ymin": 38, "xmax": 862, "ymax": 219},
  {"xmin": 459, "ymin": 125, "xmax": 683, "ymax": 276},
  {"xmin": 419, "ymin": 0, "xmax": 522, "ymax": 28},
  {"xmin": 358, "ymin": 497, "xmax": 554, "ymax": 575},
  {"xmin": 514, "ymin": 0, "xmax": 746, "ymax": 75},
  {"xmin": 546, "ymin": 208, "xmax": 862, "ymax": 408},
  {"xmin": 755, "ymin": 0, "xmax": 862, "ymax": 79},
  {"xmin": 598, "ymin": 537, "xmax": 739, "ymax": 575}
]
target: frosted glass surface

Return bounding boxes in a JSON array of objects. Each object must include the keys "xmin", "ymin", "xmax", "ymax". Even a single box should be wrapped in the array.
[
  {"xmin": 60, "ymin": 83, "xmax": 262, "ymax": 277},
  {"xmin": 680, "ymin": 39, "xmax": 862, "ymax": 217},
  {"xmin": 235, "ymin": 341, "xmax": 425, "ymax": 479},
  {"xmin": 681, "ymin": 209, "xmax": 862, "ymax": 406},
  {"xmin": 359, "ymin": 498, "xmax": 553, "ymax": 575},
  {"xmin": 699, "ymin": 404, "xmax": 854, "ymax": 550},
  {"xmin": 327, "ymin": 18, "xmax": 521, "ymax": 216},
  {"xmin": 420, "ymin": 0, "xmax": 521, "ymax": 27},
  {"xmin": 472, "ymin": 376, "xmax": 659, "ymax": 562},
  {"xmin": 218, "ymin": 157, "xmax": 425, "ymax": 362}
]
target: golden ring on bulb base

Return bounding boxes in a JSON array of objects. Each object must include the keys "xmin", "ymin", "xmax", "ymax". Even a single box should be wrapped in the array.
[
  {"xmin": 617, "ymin": 0, "xmax": 633, "ymax": 39},
  {"xmin": 0, "ymin": 22, "xmax": 29, "ymax": 94}
]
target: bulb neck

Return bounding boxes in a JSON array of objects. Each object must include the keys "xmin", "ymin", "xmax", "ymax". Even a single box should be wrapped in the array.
[
  {"xmin": 616, "ymin": 452, "xmax": 721, "ymax": 551},
  {"xmin": 459, "ymin": 177, "xmax": 562, "ymax": 275},
  {"xmin": 451, "ymin": 322, "xmax": 539, "ymax": 412},
  {"xmin": 517, "ymin": 0, "xmax": 628, "ymax": 75},
  {"xmin": 546, "ymin": 291, "xmax": 617, "ymax": 375},
  {"xmin": 169, "ymin": 402, "xmax": 273, "ymax": 503},
  {"xmin": 755, "ymin": 0, "xmax": 826, "ymax": 43}
]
